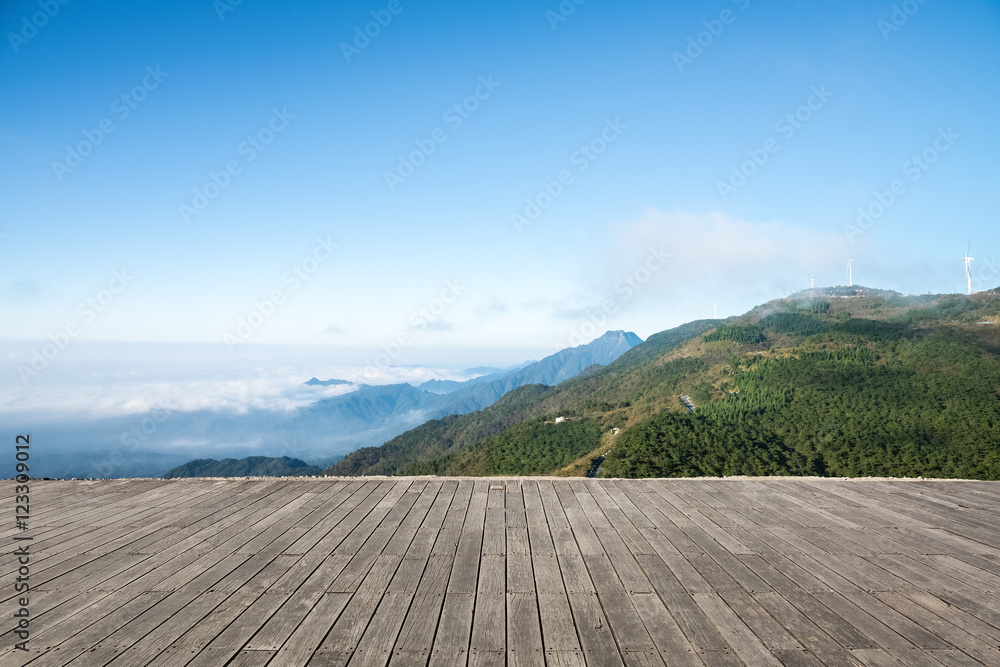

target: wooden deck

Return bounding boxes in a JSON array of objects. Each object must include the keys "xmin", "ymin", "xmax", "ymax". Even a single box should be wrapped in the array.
[{"xmin": 3, "ymin": 477, "xmax": 1000, "ymax": 666}]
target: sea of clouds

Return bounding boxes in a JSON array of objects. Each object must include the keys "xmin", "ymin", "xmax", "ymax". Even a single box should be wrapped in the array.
[{"xmin": 0, "ymin": 341, "xmax": 496, "ymax": 422}]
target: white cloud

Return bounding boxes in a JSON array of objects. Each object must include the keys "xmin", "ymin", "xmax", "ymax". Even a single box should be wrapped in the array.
[
  {"xmin": 614, "ymin": 208, "xmax": 848, "ymax": 279},
  {"xmin": 0, "ymin": 362, "xmax": 476, "ymax": 421},
  {"xmin": 539, "ymin": 208, "xmax": 856, "ymax": 342}
]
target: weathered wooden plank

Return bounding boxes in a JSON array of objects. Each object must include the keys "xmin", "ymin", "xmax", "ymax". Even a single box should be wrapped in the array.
[
  {"xmin": 467, "ymin": 651, "xmax": 504, "ymax": 667},
  {"xmin": 751, "ymin": 592, "xmax": 870, "ymax": 667},
  {"xmin": 941, "ymin": 550, "xmax": 1000, "ymax": 583},
  {"xmin": 279, "ymin": 481, "xmax": 372, "ymax": 555},
  {"xmin": 3, "ymin": 481, "xmax": 201, "ymax": 549},
  {"xmin": 692, "ymin": 592, "xmax": 783, "ymax": 667},
  {"xmin": 778, "ymin": 590, "xmax": 876, "ymax": 651},
  {"xmin": 632, "ymin": 554, "xmax": 732, "ymax": 653},
  {"xmin": 872, "ymin": 591, "xmax": 1000, "ymax": 665},
  {"xmin": 902, "ymin": 590, "xmax": 1000, "ymax": 645},
  {"xmin": 612, "ymin": 484, "xmax": 714, "ymax": 593},
  {"xmin": 658, "ymin": 484, "xmax": 755, "ymax": 555},
  {"xmin": 318, "ymin": 555, "xmax": 404, "ymax": 655},
  {"xmin": 397, "ymin": 480, "xmax": 455, "ymax": 561},
  {"xmin": 628, "ymin": 591, "xmax": 703, "ymax": 667},
  {"xmin": 293, "ymin": 481, "xmax": 395, "ymax": 557},
  {"xmin": 428, "ymin": 592, "xmax": 476, "ymax": 667},
  {"xmin": 537, "ymin": 481, "xmax": 620, "ymax": 663},
  {"xmin": 225, "ymin": 650, "xmax": 279, "ymax": 667},
  {"xmin": 464, "ymin": 479, "xmax": 490, "ymax": 536},
  {"xmin": 818, "ymin": 590, "xmax": 949, "ymax": 651},
  {"xmin": 327, "ymin": 483, "xmax": 422, "ymax": 593},
  {"xmin": 482, "ymin": 480, "xmax": 506, "ymax": 556},
  {"xmin": 152, "ymin": 551, "xmax": 254, "ymax": 594},
  {"xmin": 144, "ymin": 591, "xmax": 261, "ymax": 667},
  {"xmin": 349, "ymin": 590, "xmax": 419, "ymax": 667},
  {"xmin": 430, "ymin": 480, "xmax": 475, "ymax": 557},
  {"xmin": 507, "ymin": 592, "xmax": 545, "ymax": 667},
  {"xmin": 6, "ymin": 477, "xmax": 1000, "ymax": 667},
  {"xmin": 390, "ymin": 554, "xmax": 453, "ymax": 655},
  {"xmin": 132, "ymin": 481, "xmax": 297, "ymax": 557},
  {"xmin": 93, "ymin": 591, "xmax": 231, "ymax": 667},
  {"xmin": 330, "ymin": 481, "xmax": 415, "ymax": 559},
  {"xmin": 554, "ymin": 482, "xmax": 604, "ymax": 557},
  {"xmin": 581, "ymin": 555, "xmax": 656, "ymax": 652},
  {"xmin": 204, "ymin": 591, "xmax": 310, "ymax": 654},
  {"xmin": 542, "ymin": 651, "xmax": 586, "ymax": 667},
  {"xmin": 567, "ymin": 593, "xmax": 626, "ymax": 667},
  {"xmin": 519, "ymin": 484, "xmax": 584, "ymax": 657},
  {"xmin": 848, "ymin": 648, "xmax": 910, "ymax": 666},
  {"xmin": 909, "ymin": 553, "xmax": 1000, "ymax": 596},
  {"xmin": 588, "ymin": 481, "xmax": 656, "ymax": 556},
  {"xmin": 570, "ymin": 482, "xmax": 653, "ymax": 593},
  {"xmin": 388, "ymin": 651, "xmax": 432, "ymax": 667},
  {"xmin": 447, "ymin": 482, "xmax": 488, "ymax": 595},
  {"xmin": 242, "ymin": 591, "xmax": 324, "ymax": 651},
  {"xmin": 421, "ymin": 482, "xmax": 489, "ymax": 665},
  {"xmin": 704, "ymin": 490, "xmax": 856, "ymax": 595},
  {"xmin": 35, "ymin": 551, "xmax": 151, "ymax": 593},
  {"xmin": 522, "ymin": 480, "xmax": 555, "ymax": 555},
  {"xmin": 531, "ymin": 553, "xmax": 583, "ymax": 654},
  {"xmin": 496, "ymin": 488, "xmax": 543, "ymax": 664},
  {"xmin": 374, "ymin": 482, "xmax": 471, "ymax": 664},
  {"xmin": 15, "ymin": 592, "xmax": 170, "ymax": 667},
  {"xmin": 862, "ymin": 484, "xmax": 1000, "ymax": 540},
  {"xmin": 811, "ymin": 482, "xmax": 1000, "ymax": 558},
  {"xmin": 718, "ymin": 589, "xmax": 802, "ymax": 651},
  {"xmin": 470, "ymin": 554, "xmax": 505, "ymax": 653},
  {"xmin": 931, "ymin": 587, "xmax": 1000, "ymax": 631},
  {"xmin": 769, "ymin": 648, "xmax": 828, "ymax": 667},
  {"xmin": 924, "ymin": 648, "xmax": 991, "ymax": 667},
  {"xmin": 269, "ymin": 592, "xmax": 351, "ymax": 667},
  {"xmin": 536, "ymin": 482, "xmax": 594, "ymax": 595}
]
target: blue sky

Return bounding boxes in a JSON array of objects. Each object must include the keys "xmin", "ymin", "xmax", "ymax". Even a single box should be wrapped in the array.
[{"xmin": 2, "ymin": 0, "xmax": 999, "ymax": 363}]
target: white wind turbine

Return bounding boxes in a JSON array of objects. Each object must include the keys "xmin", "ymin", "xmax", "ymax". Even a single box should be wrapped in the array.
[
  {"xmin": 962, "ymin": 239, "xmax": 974, "ymax": 295},
  {"xmin": 846, "ymin": 257, "xmax": 854, "ymax": 287},
  {"xmin": 714, "ymin": 298, "xmax": 718, "ymax": 319},
  {"xmin": 806, "ymin": 272, "xmax": 816, "ymax": 289}
]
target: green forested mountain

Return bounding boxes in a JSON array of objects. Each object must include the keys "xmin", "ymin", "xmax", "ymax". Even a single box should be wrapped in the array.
[
  {"xmin": 326, "ymin": 319, "xmax": 723, "ymax": 476},
  {"xmin": 164, "ymin": 456, "xmax": 324, "ymax": 478},
  {"xmin": 325, "ymin": 288, "xmax": 1000, "ymax": 479},
  {"xmin": 400, "ymin": 417, "xmax": 605, "ymax": 476}
]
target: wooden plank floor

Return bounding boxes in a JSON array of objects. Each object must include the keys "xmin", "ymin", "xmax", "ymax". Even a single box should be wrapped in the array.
[{"xmin": 2, "ymin": 478, "xmax": 1000, "ymax": 666}]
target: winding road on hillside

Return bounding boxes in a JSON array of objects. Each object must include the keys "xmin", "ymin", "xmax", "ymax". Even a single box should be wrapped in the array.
[{"xmin": 586, "ymin": 455, "xmax": 604, "ymax": 478}]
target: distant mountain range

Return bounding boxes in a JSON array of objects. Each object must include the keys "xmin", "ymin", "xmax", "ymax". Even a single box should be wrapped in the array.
[
  {"xmin": 296, "ymin": 329, "xmax": 643, "ymax": 440},
  {"xmin": 86, "ymin": 329, "xmax": 641, "ymax": 479},
  {"xmin": 326, "ymin": 325, "xmax": 706, "ymax": 476},
  {"xmin": 303, "ymin": 377, "xmax": 352, "ymax": 386}
]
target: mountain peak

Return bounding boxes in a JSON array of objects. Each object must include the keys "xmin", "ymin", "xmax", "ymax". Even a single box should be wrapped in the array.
[
  {"xmin": 603, "ymin": 330, "xmax": 643, "ymax": 345},
  {"xmin": 585, "ymin": 330, "xmax": 643, "ymax": 348},
  {"xmin": 304, "ymin": 377, "xmax": 351, "ymax": 387}
]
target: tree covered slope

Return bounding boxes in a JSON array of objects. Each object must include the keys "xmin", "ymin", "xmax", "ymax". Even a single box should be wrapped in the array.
[
  {"xmin": 164, "ymin": 456, "xmax": 323, "ymax": 478},
  {"xmin": 324, "ymin": 320, "xmax": 722, "ymax": 476},
  {"xmin": 326, "ymin": 289, "xmax": 1000, "ymax": 479}
]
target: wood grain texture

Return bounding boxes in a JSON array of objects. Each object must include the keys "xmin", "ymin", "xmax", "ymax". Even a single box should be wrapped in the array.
[{"xmin": 2, "ymin": 477, "xmax": 999, "ymax": 666}]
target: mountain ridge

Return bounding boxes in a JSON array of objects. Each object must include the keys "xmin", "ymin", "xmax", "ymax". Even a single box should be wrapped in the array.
[
  {"xmin": 157, "ymin": 329, "xmax": 643, "ymax": 478},
  {"xmin": 326, "ymin": 287, "xmax": 1000, "ymax": 479},
  {"xmin": 304, "ymin": 328, "xmax": 643, "ymax": 431}
]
